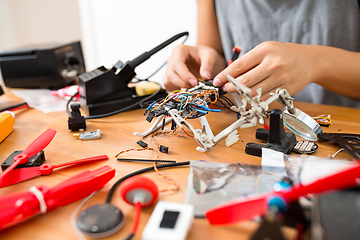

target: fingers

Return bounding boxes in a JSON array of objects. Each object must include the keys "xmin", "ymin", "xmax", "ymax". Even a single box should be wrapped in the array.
[
  {"xmin": 198, "ymin": 47, "xmax": 217, "ymax": 80},
  {"xmin": 163, "ymin": 45, "xmax": 198, "ymax": 91},
  {"xmin": 163, "ymin": 44, "xmax": 221, "ymax": 91},
  {"xmin": 213, "ymin": 45, "xmax": 266, "ymax": 87}
]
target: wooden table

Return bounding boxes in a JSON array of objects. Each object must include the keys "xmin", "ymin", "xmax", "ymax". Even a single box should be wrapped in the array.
[{"xmin": 1, "ymin": 87, "xmax": 359, "ymax": 240}]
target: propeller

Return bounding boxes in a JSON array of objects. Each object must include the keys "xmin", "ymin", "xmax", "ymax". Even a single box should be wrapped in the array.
[
  {"xmin": 0, "ymin": 165, "xmax": 115, "ymax": 230},
  {"xmin": 0, "ymin": 129, "xmax": 57, "ymax": 184},
  {"xmin": 206, "ymin": 162, "xmax": 360, "ymax": 224},
  {"xmin": 0, "ymin": 155, "xmax": 109, "ymax": 187}
]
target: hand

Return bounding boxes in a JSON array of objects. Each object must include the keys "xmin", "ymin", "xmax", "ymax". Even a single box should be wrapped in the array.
[
  {"xmin": 213, "ymin": 41, "xmax": 318, "ymax": 100},
  {"xmin": 164, "ymin": 44, "xmax": 225, "ymax": 92}
]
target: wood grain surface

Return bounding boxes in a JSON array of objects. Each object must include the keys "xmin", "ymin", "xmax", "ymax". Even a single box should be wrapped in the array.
[{"xmin": 1, "ymin": 87, "xmax": 359, "ymax": 240}]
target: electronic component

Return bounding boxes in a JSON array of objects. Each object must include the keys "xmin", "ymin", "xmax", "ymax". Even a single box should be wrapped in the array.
[
  {"xmin": 137, "ymin": 140, "xmax": 148, "ymax": 148},
  {"xmin": 1, "ymin": 150, "xmax": 45, "ymax": 171},
  {"xmin": 292, "ymin": 140, "xmax": 318, "ymax": 154},
  {"xmin": 73, "ymin": 129, "xmax": 101, "ymax": 140},
  {"xmin": 0, "ymin": 41, "xmax": 85, "ymax": 89},
  {"xmin": 141, "ymin": 201, "xmax": 194, "ymax": 240},
  {"xmin": 117, "ymin": 158, "xmax": 176, "ymax": 164},
  {"xmin": 0, "ymin": 111, "xmax": 15, "ymax": 143},
  {"xmin": 78, "ymin": 32, "xmax": 188, "ymax": 116},
  {"xmin": 68, "ymin": 103, "xmax": 86, "ymax": 131},
  {"xmin": 77, "ymin": 203, "xmax": 125, "ymax": 239},
  {"xmin": 159, "ymin": 145, "xmax": 169, "ymax": 154}
]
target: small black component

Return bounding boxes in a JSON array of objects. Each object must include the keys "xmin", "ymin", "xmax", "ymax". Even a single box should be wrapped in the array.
[
  {"xmin": 68, "ymin": 103, "xmax": 86, "ymax": 131},
  {"xmin": 161, "ymin": 117, "xmax": 166, "ymax": 130},
  {"xmin": 159, "ymin": 145, "xmax": 169, "ymax": 154},
  {"xmin": 137, "ymin": 140, "xmax": 148, "ymax": 148},
  {"xmin": 146, "ymin": 112, "xmax": 155, "ymax": 123},
  {"xmin": 292, "ymin": 140, "xmax": 318, "ymax": 154},
  {"xmin": 160, "ymin": 210, "xmax": 180, "ymax": 229},
  {"xmin": 171, "ymin": 119, "xmax": 177, "ymax": 130},
  {"xmin": 1, "ymin": 150, "xmax": 45, "ymax": 171},
  {"xmin": 77, "ymin": 203, "xmax": 125, "ymax": 238}
]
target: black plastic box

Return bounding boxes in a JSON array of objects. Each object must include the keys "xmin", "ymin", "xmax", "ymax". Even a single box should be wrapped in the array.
[{"xmin": 0, "ymin": 41, "xmax": 85, "ymax": 89}]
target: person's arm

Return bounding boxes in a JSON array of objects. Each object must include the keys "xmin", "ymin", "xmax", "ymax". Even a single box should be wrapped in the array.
[
  {"xmin": 196, "ymin": 0, "xmax": 226, "ymax": 79},
  {"xmin": 163, "ymin": 0, "xmax": 226, "ymax": 91},
  {"xmin": 213, "ymin": 41, "xmax": 360, "ymax": 101}
]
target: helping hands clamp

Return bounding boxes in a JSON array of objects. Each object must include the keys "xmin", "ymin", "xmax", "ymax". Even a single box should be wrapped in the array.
[{"xmin": 166, "ymin": 75, "xmax": 296, "ymax": 152}]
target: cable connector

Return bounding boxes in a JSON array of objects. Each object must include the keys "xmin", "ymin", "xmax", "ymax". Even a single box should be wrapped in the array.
[
  {"xmin": 159, "ymin": 145, "xmax": 169, "ymax": 154},
  {"xmin": 68, "ymin": 103, "xmax": 86, "ymax": 131},
  {"xmin": 146, "ymin": 112, "xmax": 155, "ymax": 123},
  {"xmin": 137, "ymin": 140, "xmax": 148, "ymax": 148}
]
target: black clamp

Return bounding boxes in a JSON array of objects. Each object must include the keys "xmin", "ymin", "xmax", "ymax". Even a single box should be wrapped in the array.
[{"xmin": 245, "ymin": 109, "xmax": 297, "ymax": 157}]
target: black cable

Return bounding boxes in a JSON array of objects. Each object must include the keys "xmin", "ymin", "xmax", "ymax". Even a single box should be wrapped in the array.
[
  {"xmin": 135, "ymin": 33, "xmax": 189, "ymax": 81},
  {"xmin": 220, "ymin": 95, "xmax": 235, "ymax": 106},
  {"xmin": 65, "ymin": 81, "xmax": 162, "ymax": 119},
  {"xmin": 0, "ymin": 102, "xmax": 28, "ymax": 112},
  {"xmin": 105, "ymin": 161, "xmax": 190, "ymax": 203},
  {"xmin": 66, "ymin": 32, "xmax": 189, "ymax": 119},
  {"xmin": 84, "ymin": 82, "xmax": 162, "ymax": 119},
  {"xmin": 128, "ymin": 32, "xmax": 189, "ymax": 68}
]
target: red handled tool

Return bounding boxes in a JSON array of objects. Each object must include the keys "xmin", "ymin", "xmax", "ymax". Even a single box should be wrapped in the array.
[
  {"xmin": 0, "ymin": 165, "xmax": 115, "ymax": 230},
  {"xmin": 227, "ymin": 45, "xmax": 241, "ymax": 66},
  {"xmin": 0, "ymin": 129, "xmax": 56, "ymax": 184},
  {"xmin": 206, "ymin": 162, "xmax": 360, "ymax": 224},
  {"xmin": 0, "ymin": 155, "xmax": 109, "ymax": 187}
]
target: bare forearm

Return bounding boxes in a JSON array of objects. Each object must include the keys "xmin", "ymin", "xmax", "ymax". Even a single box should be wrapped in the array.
[{"xmin": 313, "ymin": 45, "xmax": 360, "ymax": 101}]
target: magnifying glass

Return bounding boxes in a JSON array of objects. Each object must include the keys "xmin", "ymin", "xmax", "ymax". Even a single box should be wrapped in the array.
[{"xmin": 282, "ymin": 108, "xmax": 323, "ymax": 141}]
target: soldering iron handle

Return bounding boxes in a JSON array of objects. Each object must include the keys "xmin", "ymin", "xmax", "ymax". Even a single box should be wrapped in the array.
[{"xmin": 128, "ymin": 32, "xmax": 189, "ymax": 68}]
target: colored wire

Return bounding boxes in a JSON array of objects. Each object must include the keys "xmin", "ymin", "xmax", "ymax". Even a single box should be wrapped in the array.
[
  {"xmin": 105, "ymin": 161, "xmax": 190, "ymax": 203},
  {"xmin": 313, "ymin": 116, "xmax": 331, "ymax": 126},
  {"xmin": 153, "ymin": 162, "xmax": 180, "ymax": 193},
  {"xmin": 182, "ymin": 128, "xmax": 194, "ymax": 137},
  {"xmin": 131, "ymin": 202, "xmax": 142, "ymax": 234},
  {"xmin": 115, "ymin": 147, "xmax": 154, "ymax": 158}
]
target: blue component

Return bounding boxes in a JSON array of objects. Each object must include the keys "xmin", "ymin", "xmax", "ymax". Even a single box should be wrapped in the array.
[
  {"xmin": 273, "ymin": 181, "xmax": 292, "ymax": 192},
  {"xmin": 196, "ymin": 105, "xmax": 210, "ymax": 111},
  {"xmin": 196, "ymin": 105, "xmax": 221, "ymax": 112},
  {"xmin": 195, "ymin": 109, "xmax": 208, "ymax": 114},
  {"xmin": 267, "ymin": 196, "xmax": 287, "ymax": 212},
  {"xmin": 146, "ymin": 101, "xmax": 157, "ymax": 111}
]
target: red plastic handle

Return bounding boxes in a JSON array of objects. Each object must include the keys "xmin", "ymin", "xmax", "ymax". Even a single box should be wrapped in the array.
[{"xmin": 283, "ymin": 163, "xmax": 360, "ymax": 203}]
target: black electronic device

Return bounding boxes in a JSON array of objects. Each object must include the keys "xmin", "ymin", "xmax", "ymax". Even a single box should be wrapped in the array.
[
  {"xmin": 78, "ymin": 32, "xmax": 188, "ymax": 116},
  {"xmin": 1, "ymin": 150, "xmax": 45, "ymax": 171},
  {"xmin": 245, "ymin": 109, "xmax": 297, "ymax": 157},
  {"xmin": 0, "ymin": 41, "xmax": 85, "ymax": 89}
]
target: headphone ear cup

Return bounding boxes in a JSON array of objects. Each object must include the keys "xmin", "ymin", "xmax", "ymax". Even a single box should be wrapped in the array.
[{"xmin": 119, "ymin": 176, "xmax": 158, "ymax": 207}]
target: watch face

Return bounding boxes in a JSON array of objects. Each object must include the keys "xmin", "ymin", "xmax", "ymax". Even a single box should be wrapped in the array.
[{"xmin": 283, "ymin": 109, "xmax": 322, "ymax": 141}]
